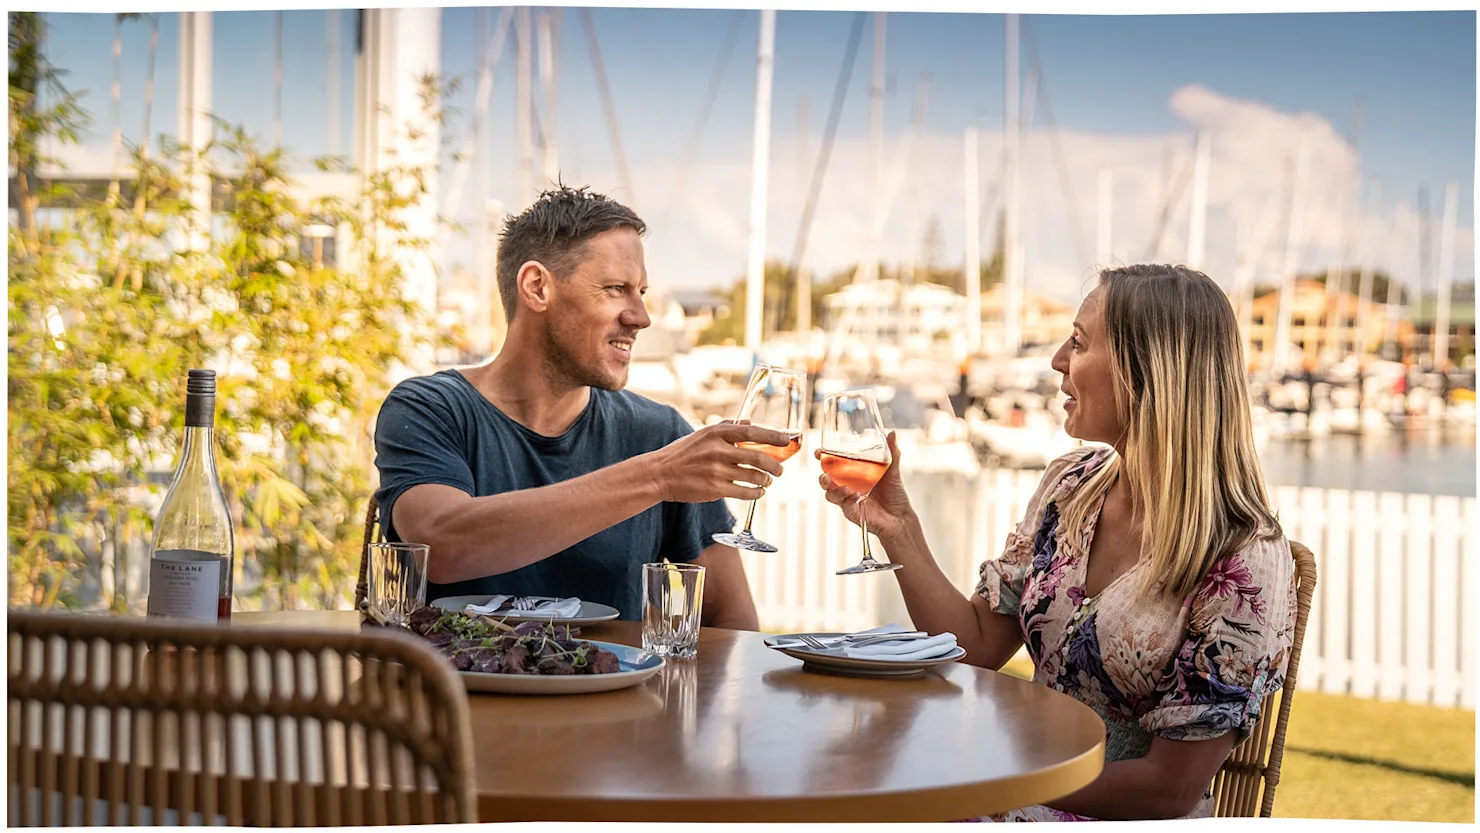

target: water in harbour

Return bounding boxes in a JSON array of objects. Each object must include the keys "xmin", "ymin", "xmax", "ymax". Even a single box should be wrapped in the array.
[{"xmin": 1259, "ymin": 429, "xmax": 1476, "ymax": 497}]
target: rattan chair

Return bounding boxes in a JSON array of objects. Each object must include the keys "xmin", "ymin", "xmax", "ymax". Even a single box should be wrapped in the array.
[
  {"xmin": 354, "ymin": 494, "xmax": 382, "ymax": 615},
  {"xmin": 8, "ymin": 609, "xmax": 476, "ymax": 826},
  {"xmin": 1211, "ymin": 539, "xmax": 1318, "ymax": 818}
]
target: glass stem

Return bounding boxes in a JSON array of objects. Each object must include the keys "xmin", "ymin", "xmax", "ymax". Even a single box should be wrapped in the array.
[
  {"xmin": 740, "ymin": 497, "xmax": 760, "ymax": 535},
  {"xmin": 859, "ymin": 496, "xmax": 875, "ymax": 563}
]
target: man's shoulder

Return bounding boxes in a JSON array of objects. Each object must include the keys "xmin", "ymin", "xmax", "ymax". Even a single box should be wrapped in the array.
[
  {"xmin": 388, "ymin": 369, "xmax": 469, "ymax": 400},
  {"xmin": 382, "ymin": 369, "xmax": 487, "ymax": 415},
  {"xmin": 377, "ymin": 370, "xmax": 482, "ymax": 434},
  {"xmin": 594, "ymin": 388, "xmax": 693, "ymax": 436}
]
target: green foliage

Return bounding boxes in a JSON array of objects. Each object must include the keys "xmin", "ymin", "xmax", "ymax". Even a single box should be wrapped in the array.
[
  {"xmin": 8, "ymin": 14, "xmax": 450, "ymax": 612},
  {"xmin": 697, "ymin": 259, "xmax": 842, "ymax": 345},
  {"xmin": 697, "ymin": 256, "xmax": 1003, "ymax": 347},
  {"xmin": 698, "ymin": 212, "xmax": 1008, "ymax": 345}
]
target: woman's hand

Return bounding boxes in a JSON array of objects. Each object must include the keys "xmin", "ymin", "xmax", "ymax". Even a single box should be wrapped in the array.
[{"xmin": 816, "ymin": 431, "xmax": 916, "ymax": 545}]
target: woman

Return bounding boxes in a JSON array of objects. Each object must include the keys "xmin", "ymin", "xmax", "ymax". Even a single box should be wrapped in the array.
[{"xmin": 819, "ymin": 264, "xmax": 1297, "ymax": 821}]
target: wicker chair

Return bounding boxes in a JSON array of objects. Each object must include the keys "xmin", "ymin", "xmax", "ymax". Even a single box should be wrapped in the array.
[
  {"xmin": 1211, "ymin": 539, "xmax": 1318, "ymax": 817},
  {"xmin": 7, "ymin": 609, "xmax": 476, "ymax": 826},
  {"xmin": 354, "ymin": 494, "xmax": 382, "ymax": 616}
]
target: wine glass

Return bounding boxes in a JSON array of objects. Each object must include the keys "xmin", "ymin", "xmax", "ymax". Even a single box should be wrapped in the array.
[
  {"xmin": 818, "ymin": 389, "xmax": 901, "ymax": 575},
  {"xmin": 711, "ymin": 363, "xmax": 807, "ymax": 553}
]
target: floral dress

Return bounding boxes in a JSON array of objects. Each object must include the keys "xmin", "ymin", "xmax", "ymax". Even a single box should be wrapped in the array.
[{"xmin": 971, "ymin": 446, "xmax": 1298, "ymax": 822}]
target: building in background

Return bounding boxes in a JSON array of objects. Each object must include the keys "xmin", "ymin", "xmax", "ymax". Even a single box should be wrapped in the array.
[
  {"xmin": 1244, "ymin": 280, "xmax": 1405, "ymax": 369},
  {"xmin": 1404, "ymin": 291, "xmax": 1476, "ymax": 369}
]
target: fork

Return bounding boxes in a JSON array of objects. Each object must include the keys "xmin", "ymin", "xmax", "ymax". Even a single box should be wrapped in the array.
[{"xmin": 794, "ymin": 632, "xmax": 925, "ymax": 650}]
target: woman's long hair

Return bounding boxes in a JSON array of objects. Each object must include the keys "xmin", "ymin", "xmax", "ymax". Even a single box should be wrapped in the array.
[{"xmin": 1059, "ymin": 264, "xmax": 1282, "ymax": 600}]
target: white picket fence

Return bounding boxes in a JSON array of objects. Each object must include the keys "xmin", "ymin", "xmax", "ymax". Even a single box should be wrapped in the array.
[{"xmin": 733, "ymin": 461, "xmax": 1476, "ymax": 710}]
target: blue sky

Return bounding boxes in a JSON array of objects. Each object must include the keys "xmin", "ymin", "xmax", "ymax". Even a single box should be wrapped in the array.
[{"xmin": 38, "ymin": 9, "xmax": 1478, "ymax": 297}]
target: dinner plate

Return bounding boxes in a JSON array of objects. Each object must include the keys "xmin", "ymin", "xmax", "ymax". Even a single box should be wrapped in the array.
[
  {"xmin": 457, "ymin": 640, "xmax": 665, "ymax": 695},
  {"xmin": 763, "ymin": 633, "xmax": 967, "ymax": 678},
  {"xmin": 431, "ymin": 594, "xmax": 622, "ymax": 625}
]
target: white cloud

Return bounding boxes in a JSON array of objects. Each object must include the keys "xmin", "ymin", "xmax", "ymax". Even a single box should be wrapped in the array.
[{"xmin": 629, "ymin": 84, "xmax": 1472, "ymax": 304}]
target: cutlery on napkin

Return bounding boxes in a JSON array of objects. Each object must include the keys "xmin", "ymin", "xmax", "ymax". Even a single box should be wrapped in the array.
[
  {"xmin": 465, "ymin": 595, "xmax": 583, "ymax": 618},
  {"xmin": 777, "ymin": 623, "xmax": 960, "ymax": 662}
]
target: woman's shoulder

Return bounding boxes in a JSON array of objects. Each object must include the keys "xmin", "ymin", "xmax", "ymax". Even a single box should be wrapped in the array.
[
  {"xmin": 1225, "ymin": 529, "xmax": 1295, "ymax": 582},
  {"xmin": 1042, "ymin": 444, "xmax": 1115, "ymax": 498},
  {"xmin": 1192, "ymin": 530, "xmax": 1297, "ymax": 630}
]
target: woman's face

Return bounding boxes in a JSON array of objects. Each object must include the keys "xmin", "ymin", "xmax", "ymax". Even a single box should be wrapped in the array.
[{"xmin": 1051, "ymin": 287, "xmax": 1127, "ymax": 448}]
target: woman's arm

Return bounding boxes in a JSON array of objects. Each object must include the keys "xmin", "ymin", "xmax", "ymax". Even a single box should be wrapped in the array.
[
  {"xmin": 1047, "ymin": 733, "xmax": 1237, "ymax": 820},
  {"xmin": 876, "ymin": 513, "xmax": 1025, "ymax": 670},
  {"xmin": 819, "ymin": 432, "xmax": 1025, "ymax": 669}
]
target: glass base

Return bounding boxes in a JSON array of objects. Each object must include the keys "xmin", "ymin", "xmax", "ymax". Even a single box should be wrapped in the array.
[
  {"xmin": 712, "ymin": 531, "xmax": 779, "ymax": 553},
  {"xmin": 644, "ymin": 640, "xmax": 699, "ymax": 659},
  {"xmin": 836, "ymin": 560, "xmax": 903, "ymax": 575}
]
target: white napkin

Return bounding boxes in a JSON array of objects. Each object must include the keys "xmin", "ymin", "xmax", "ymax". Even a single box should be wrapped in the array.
[
  {"xmin": 776, "ymin": 623, "xmax": 960, "ymax": 662},
  {"xmin": 843, "ymin": 626, "xmax": 959, "ymax": 661},
  {"xmin": 464, "ymin": 595, "xmax": 583, "ymax": 618}
]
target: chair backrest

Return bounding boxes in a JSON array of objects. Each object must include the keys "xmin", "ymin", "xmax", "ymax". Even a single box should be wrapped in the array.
[
  {"xmin": 1212, "ymin": 539, "xmax": 1318, "ymax": 818},
  {"xmin": 8, "ymin": 609, "xmax": 475, "ymax": 826},
  {"xmin": 354, "ymin": 495, "xmax": 381, "ymax": 615}
]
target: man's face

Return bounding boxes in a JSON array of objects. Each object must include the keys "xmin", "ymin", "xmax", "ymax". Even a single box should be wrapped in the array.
[{"xmin": 541, "ymin": 228, "xmax": 652, "ymax": 391}]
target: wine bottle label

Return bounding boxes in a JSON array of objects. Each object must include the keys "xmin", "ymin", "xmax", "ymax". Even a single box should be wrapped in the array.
[{"xmin": 147, "ymin": 549, "xmax": 223, "ymax": 621}]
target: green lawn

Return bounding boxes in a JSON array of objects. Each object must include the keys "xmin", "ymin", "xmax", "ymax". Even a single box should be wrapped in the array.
[{"xmin": 1000, "ymin": 658, "xmax": 1475, "ymax": 823}]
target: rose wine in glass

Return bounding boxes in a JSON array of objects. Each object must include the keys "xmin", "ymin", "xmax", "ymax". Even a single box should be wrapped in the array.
[
  {"xmin": 819, "ymin": 389, "xmax": 901, "ymax": 575},
  {"xmin": 712, "ymin": 363, "xmax": 807, "ymax": 553}
]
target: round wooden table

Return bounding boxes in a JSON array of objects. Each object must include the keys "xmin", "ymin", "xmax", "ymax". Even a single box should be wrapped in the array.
[{"xmin": 235, "ymin": 611, "xmax": 1106, "ymax": 822}]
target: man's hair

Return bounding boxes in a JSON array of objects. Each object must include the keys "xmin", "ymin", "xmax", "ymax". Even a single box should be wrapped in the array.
[{"xmin": 495, "ymin": 185, "xmax": 646, "ymax": 321}]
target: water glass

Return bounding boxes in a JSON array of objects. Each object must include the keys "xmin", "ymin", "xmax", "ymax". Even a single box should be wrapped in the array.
[
  {"xmin": 641, "ymin": 562, "xmax": 705, "ymax": 659},
  {"xmin": 367, "ymin": 542, "xmax": 429, "ymax": 627}
]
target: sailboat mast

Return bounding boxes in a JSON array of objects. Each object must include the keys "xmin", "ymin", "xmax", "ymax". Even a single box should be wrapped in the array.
[
  {"xmin": 1096, "ymin": 168, "xmax": 1112, "ymax": 269},
  {"xmin": 1384, "ymin": 202, "xmax": 1405, "ymax": 355},
  {"xmin": 964, "ymin": 126, "xmax": 982, "ymax": 355},
  {"xmin": 1272, "ymin": 145, "xmax": 1310, "ymax": 372},
  {"xmin": 863, "ymin": 11, "xmax": 885, "ymax": 283},
  {"xmin": 516, "ymin": 7, "xmax": 534, "ymax": 205},
  {"xmin": 1327, "ymin": 99, "xmax": 1364, "ymax": 364},
  {"xmin": 904, "ymin": 73, "xmax": 929, "ymax": 288},
  {"xmin": 797, "ymin": 95, "xmax": 812, "ymax": 333},
  {"xmin": 744, "ymin": 9, "xmax": 776, "ymax": 351},
  {"xmin": 1355, "ymin": 180, "xmax": 1381, "ymax": 358},
  {"xmin": 1002, "ymin": 13, "xmax": 1022, "ymax": 357},
  {"xmin": 1233, "ymin": 218, "xmax": 1251, "ymax": 362},
  {"xmin": 539, "ymin": 9, "xmax": 559, "ymax": 184},
  {"xmin": 327, "ymin": 10, "xmax": 340, "ymax": 156},
  {"xmin": 274, "ymin": 11, "xmax": 283, "ymax": 148},
  {"xmin": 1187, "ymin": 130, "xmax": 1211, "ymax": 270},
  {"xmin": 1434, "ymin": 181, "xmax": 1459, "ymax": 368}
]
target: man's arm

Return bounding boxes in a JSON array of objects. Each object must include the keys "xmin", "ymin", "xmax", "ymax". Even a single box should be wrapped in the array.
[
  {"xmin": 693, "ymin": 542, "xmax": 759, "ymax": 631},
  {"xmin": 395, "ymin": 459, "xmax": 661, "ymax": 584},
  {"xmin": 392, "ymin": 422, "xmax": 790, "ymax": 585}
]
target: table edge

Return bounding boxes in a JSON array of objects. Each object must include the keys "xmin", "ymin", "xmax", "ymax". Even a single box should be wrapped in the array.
[{"xmin": 475, "ymin": 735, "xmax": 1105, "ymax": 823}]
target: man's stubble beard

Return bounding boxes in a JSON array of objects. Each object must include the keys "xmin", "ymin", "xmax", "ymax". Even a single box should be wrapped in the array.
[{"xmin": 540, "ymin": 315, "xmax": 628, "ymax": 392}]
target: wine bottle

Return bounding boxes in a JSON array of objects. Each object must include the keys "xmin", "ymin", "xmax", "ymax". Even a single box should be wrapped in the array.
[{"xmin": 147, "ymin": 369, "xmax": 235, "ymax": 621}]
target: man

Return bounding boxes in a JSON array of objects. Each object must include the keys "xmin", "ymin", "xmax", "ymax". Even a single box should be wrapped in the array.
[{"xmin": 373, "ymin": 185, "xmax": 784, "ymax": 629}]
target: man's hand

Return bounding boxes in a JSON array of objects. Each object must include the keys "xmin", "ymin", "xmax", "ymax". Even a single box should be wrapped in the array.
[{"xmin": 647, "ymin": 421, "xmax": 790, "ymax": 504}]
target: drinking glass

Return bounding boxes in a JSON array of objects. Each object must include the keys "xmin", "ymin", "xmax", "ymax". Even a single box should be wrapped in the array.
[
  {"xmin": 711, "ymin": 363, "xmax": 807, "ymax": 553},
  {"xmin": 818, "ymin": 390, "xmax": 902, "ymax": 575},
  {"xmin": 641, "ymin": 562, "xmax": 705, "ymax": 658},
  {"xmin": 367, "ymin": 542, "xmax": 429, "ymax": 627}
]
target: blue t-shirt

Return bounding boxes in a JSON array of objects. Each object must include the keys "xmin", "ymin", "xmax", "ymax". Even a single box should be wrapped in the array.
[{"xmin": 372, "ymin": 370, "xmax": 735, "ymax": 620}]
